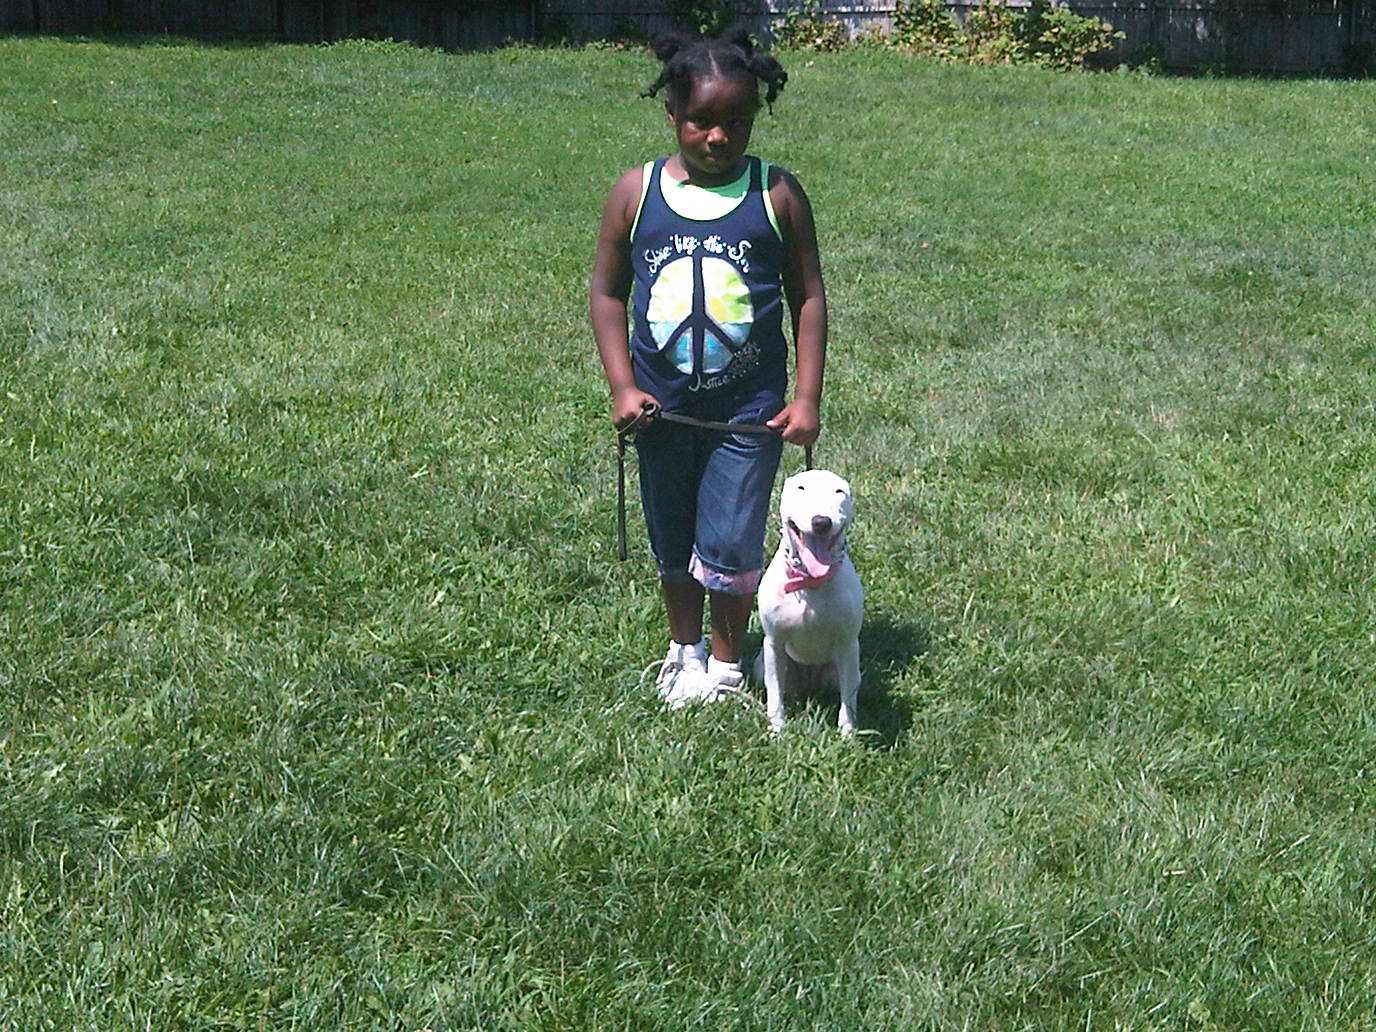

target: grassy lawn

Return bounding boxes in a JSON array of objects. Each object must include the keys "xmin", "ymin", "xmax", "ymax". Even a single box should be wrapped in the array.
[{"xmin": 3, "ymin": 33, "xmax": 1375, "ymax": 1030}]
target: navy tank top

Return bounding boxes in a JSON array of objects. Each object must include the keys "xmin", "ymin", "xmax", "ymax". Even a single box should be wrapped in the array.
[{"xmin": 628, "ymin": 156, "xmax": 787, "ymax": 421}]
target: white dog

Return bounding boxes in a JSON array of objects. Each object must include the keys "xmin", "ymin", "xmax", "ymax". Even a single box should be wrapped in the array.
[{"xmin": 756, "ymin": 469, "xmax": 864, "ymax": 734}]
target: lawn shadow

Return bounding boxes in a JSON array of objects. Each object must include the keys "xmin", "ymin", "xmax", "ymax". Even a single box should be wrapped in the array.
[
  {"xmin": 857, "ymin": 611, "xmax": 927, "ymax": 747},
  {"xmin": 743, "ymin": 609, "xmax": 928, "ymax": 749}
]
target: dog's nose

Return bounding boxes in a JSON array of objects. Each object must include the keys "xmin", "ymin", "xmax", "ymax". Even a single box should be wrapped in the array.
[{"xmin": 811, "ymin": 515, "xmax": 833, "ymax": 535}]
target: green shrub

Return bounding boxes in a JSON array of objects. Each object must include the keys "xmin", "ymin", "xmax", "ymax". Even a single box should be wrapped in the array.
[
  {"xmin": 669, "ymin": 0, "xmax": 745, "ymax": 37},
  {"xmin": 774, "ymin": 0, "xmax": 850, "ymax": 52},
  {"xmin": 891, "ymin": 0, "xmax": 961, "ymax": 59},
  {"xmin": 891, "ymin": 0, "xmax": 1122, "ymax": 70},
  {"xmin": 1022, "ymin": 0, "xmax": 1124, "ymax": 70},
  {"xmin": 961, "ymin": 0, "xmax": 1028, "ymax": 64}
]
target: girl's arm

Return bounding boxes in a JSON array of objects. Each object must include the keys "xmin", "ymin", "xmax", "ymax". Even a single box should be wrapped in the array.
[
  {"xmin": 591, "ymin": 167, "xmax": 660, "ymax": 430},
  {"xmin": 766, "ymin": 166, "xmax": 827, "ymax": 448}
]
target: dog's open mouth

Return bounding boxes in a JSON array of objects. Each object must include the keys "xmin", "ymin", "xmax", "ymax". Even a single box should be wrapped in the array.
[{"xmin": 787, "ymin": 520, "xmax": 842, "ymax": 580}]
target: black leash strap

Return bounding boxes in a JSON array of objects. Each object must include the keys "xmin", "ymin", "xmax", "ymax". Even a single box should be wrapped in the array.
[{"xmin": 616, "ymin": 405, "xmax": 814, "ymax": 561}]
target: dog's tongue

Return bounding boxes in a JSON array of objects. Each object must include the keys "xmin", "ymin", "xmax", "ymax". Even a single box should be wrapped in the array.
[{"xmin": 792, "ymin": 525, "xmax": 837, "ymax": 579}]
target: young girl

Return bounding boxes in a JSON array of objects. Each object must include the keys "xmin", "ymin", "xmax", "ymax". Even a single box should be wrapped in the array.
[{"xmin": 590, "ymin": 29, "xmax": 827, "ymax": 706}]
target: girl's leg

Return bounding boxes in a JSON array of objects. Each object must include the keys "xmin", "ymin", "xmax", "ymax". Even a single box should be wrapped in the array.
[
  {"xmin": 637, "ymin": 422, "xmax": 705, "ymax": 644},
  {"xmin": 693, "ymin": 423, "xmax": 783, "ymax": 669},
  {"xmin": 659, "ymin": 577, "xmax": 709, "ymax": 706},
  {"xmin": 708, "ymin": 588, "xmax": 754, "ymax": 663},
  {"xmin": 663, "ymin": 578, "xmax": 705, "ymax": 644}
]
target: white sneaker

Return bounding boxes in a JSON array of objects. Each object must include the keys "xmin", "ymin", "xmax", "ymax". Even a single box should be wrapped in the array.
[
  {"xmin": 656, "ymin": 638, "xmax": 708, "ymax": 709},
  {"xmin": 700, "ymin": 657, "xmax": 746, "ymax": 702}
]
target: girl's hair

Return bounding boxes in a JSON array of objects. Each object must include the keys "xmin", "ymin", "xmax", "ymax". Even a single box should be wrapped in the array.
[{"xmin": 641, "ymin": 28, "xmax": 788, "ymax": 110}]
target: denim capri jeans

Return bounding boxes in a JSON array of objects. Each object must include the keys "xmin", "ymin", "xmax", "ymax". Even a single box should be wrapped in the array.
[{"xmin": 635, "ymin": 413, "xmax": 784, "ymax": 595}]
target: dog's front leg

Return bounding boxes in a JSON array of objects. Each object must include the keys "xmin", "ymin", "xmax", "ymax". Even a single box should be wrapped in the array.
[
  {"xmin": 836, "ymin": 637, "xmax": 861, "ymax": 736},
  {"xmin": 761, "ymin": 635, "xmax": 788, "ymax": 733}
]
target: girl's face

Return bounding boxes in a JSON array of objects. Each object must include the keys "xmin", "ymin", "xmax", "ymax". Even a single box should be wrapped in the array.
[{"xmin": 666, "ymin": 74, "xmax": 760, "ymax": 184}]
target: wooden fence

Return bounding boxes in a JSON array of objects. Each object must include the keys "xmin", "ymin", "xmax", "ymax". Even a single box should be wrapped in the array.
[
  {"xmin": 0, "ymin": 0, "xmax": 535, "ymax": 50},
  {"xmin": 1023, "ymin": 0, "xmax": 1373, "ymax": 71},
  {"xmin": 2, "ymin": 0, "xmax": 1373, "ymax": 70}
]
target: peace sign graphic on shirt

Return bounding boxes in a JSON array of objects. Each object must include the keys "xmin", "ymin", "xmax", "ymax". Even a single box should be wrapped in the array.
[{"xmin": 646, "ymin": 254, "xmax": 755, "ymax": 382}]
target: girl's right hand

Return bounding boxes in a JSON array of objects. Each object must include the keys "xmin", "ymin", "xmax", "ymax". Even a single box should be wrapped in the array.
[{"xmin": 612, "ymin": 388, "xmax": 662, "ymax": 433}]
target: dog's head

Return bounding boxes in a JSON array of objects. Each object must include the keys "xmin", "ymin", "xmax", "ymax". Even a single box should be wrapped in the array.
[{"xmin": 779, "ymin": 468, "xmax": 853, "ymax": 581}]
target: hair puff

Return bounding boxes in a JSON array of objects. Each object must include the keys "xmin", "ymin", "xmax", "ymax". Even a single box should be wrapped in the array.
[{"xmin": 641, "ymin": 27, "xmax": 788, "ymax": 110}]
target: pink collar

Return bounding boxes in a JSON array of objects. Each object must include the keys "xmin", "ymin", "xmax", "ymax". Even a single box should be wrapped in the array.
[{"xmin": 782, "ymin": 567, "xmax": 833, "ymax": 594}]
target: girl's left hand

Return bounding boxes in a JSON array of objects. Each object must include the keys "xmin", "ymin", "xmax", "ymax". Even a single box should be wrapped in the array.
[{"xmin": 767, "ymin": 399, "xmax": 820, "ymax": 447}]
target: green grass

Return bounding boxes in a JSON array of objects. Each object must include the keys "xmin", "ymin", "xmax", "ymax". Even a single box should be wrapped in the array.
[{"xmin": 3, "ymin": 34, "xmax": 1376, "ymax": 1030}]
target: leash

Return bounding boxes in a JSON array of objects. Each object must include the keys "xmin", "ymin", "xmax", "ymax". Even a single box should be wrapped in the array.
[{"xmin": 616, "ymin": 404, "xmax": 814, "ymax": 561}]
